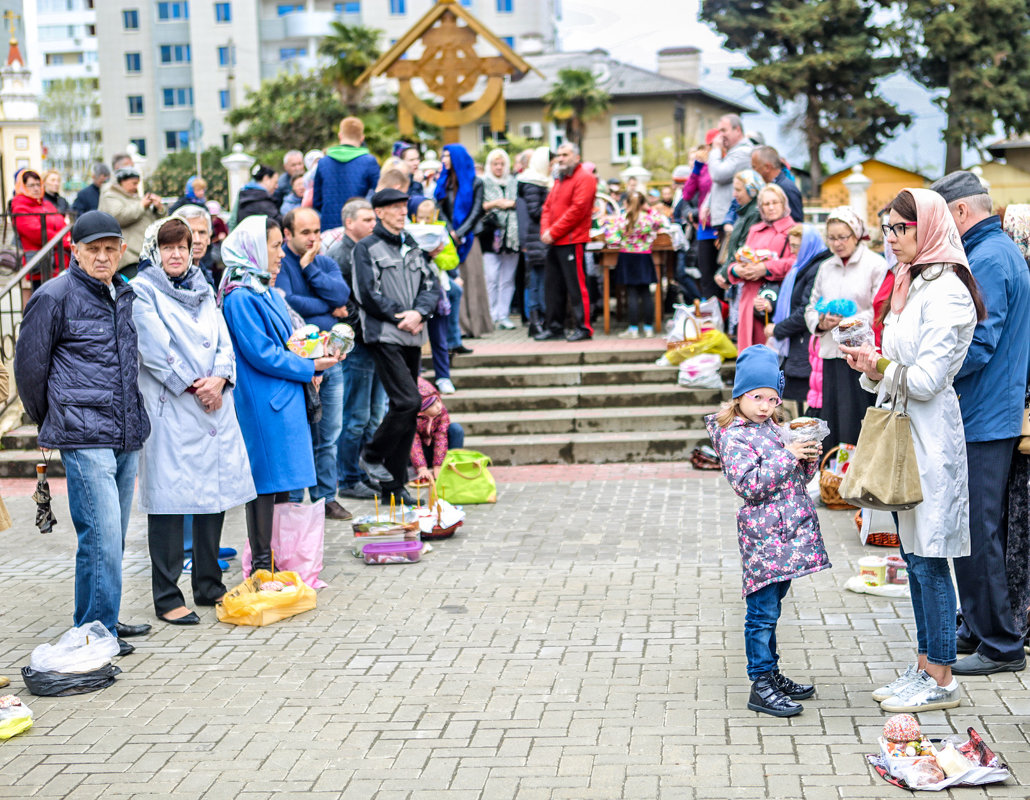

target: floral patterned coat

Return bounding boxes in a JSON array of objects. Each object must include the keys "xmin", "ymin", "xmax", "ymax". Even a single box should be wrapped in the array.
[{"xmin": 705, "ymin": 413, "xmax": 831, "ymax": 596}]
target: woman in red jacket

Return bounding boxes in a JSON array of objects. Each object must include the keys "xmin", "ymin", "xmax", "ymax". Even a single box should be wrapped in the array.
[{"xmin": 11, "ymin": 170, "xmax": 70, "ymax": 286}]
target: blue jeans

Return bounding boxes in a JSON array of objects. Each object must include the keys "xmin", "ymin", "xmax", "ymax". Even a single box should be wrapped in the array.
[
  {"xmin": 61, "ymin": 448, "xmax": 140, "ymax": 634},
  {"xmin": 525, "ymin": 262, "xmax": 545, "ymax": 317},
  {"xmin": 428, "ymin": 313, "xmax": 450, "ymax": 381},
  {"xmin": 445, "ymin": 279, "xmax": 464, "ymax": 348},
  {"xmin": 744, "ymin": 580, "xmax": 791, "ymax": 679},
  {"xmin": 291, "ymin": 361, "xmax": 344, "ymax": 502},
  {"xmin": 338, "ymin": 342, "xmax": 388, "ymax": 487},
  {"xmin": 899, "ymin": 542, "xmax": 957, "ymax": 666}
]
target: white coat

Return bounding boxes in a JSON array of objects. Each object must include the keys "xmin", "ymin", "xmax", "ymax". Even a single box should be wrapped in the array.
[
  {"xmin": 859, "ymin": 265, "xmax": 977, "ymax": 558},
  {"xmin": 132, "ymin": 264, "xmax": 257, "ymax": 514}
]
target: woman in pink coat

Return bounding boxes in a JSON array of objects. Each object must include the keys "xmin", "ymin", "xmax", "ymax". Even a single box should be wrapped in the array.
[{"xmin": 727, "ymin": 184, "xmax": 796, "ymax": 349}]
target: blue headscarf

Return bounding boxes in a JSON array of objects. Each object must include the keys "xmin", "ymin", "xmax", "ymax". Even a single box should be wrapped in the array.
[
  {"xmin": 185, "ymin": 175, "xmax": 203, "ymax": 203},
  {"xmin": 771, "ymin": 224, "xmax": 825, "ymax": 341},
  {"xmin": 434, "ymin": 144, "xmax": 477, "ymax": 261}
]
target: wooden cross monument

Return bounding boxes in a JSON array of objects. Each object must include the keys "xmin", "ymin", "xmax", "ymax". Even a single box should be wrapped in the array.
[{"xmin": 356, "ymin": 0, "xmax": 539, "ymax": 143}]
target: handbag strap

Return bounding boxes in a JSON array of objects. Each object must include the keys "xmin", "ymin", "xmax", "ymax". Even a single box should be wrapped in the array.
[{"xmin": 889, "ymin": 366, "xmax": 909, "ymax": 416}]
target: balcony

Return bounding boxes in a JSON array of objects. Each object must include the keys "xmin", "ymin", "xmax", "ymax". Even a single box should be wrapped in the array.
[{"xmin": 260, "ymin": 10, "xmax": 337, "ymax": 41}]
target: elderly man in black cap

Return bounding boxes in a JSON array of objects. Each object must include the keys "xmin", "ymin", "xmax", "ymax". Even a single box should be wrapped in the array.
[
  {"xmin": 930, "ymin": 170, "xmax": 1030, "ymax": 676},
  {"xmin": 14, "ymin": 211, "xmax": 153, "ymax": 656},
  {"xmin": 350, "ymin": 188, "xmax": 440, "ymax": 505}
]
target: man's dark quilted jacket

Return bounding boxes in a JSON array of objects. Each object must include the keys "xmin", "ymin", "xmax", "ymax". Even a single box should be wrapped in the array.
[{"xmin": 14, "ymin": 261, "xmax": 151, "ymax": 451}]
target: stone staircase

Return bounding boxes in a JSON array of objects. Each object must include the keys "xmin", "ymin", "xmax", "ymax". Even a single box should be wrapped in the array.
[
  {"xmin": 0, "ymin": 344, "xmax": 731, "ymax": 477},
  {"xmin": 440, "ymin": 347, "xmax": 730, "ymax": 465}
]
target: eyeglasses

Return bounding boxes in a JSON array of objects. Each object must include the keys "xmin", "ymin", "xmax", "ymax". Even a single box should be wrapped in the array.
[
  {"xmin": 881, "ymin": 222, "xmax": 917, "ymax": 239},
  {"xmin": 742, "ymin": 391, "xmax": 782, "ymax": 407},
  {"xmin": 826, "ymin": 235, "xmax": 854, "ymax": 244}
]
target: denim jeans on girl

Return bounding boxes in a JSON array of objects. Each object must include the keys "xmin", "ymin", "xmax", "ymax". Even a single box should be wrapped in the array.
[
  {"xmin": 445, "ymin": 280, "xmax": 464, "ymax": 349},
  {"xmin": 61, "ymin": 448, "xmax": 140, "ymax": 634},
  {"xmin": 744, "ymin": 579, "xmax": 792, "ymax": 679},
  {"xmin": 899, "ymin": 542, "xmax": 957, "ymax": 665}
]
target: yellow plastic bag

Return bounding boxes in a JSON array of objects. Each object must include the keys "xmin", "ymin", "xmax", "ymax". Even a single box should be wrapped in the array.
[
  {"xmin": 665, "ymin": 329, "xmax": 738, "ymax": 365},
  {"xmin": 0, "ymin": 697, "xmax": 33, "ymax": 740},
  {"xmin": 216, "ymin": 569, "xmax": 316, "ymax": 627}
]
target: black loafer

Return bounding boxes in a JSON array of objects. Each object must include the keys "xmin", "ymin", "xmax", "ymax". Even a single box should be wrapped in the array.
[
  {"xmin": 773, "ymin": 670, "xmax": 816, "ymax": 700},
  {"xmin": 117, "ymin": 638, "xmax": 135, "ymax": 657},
  {"xmin": 160, "ymin": 611, "xmax": 201, "ymax": 625},
  {"xmin": 955, "ymin": 633, "xmax": 980, "ymax": 654},
  {"xmin": 115, "ymin": 622, "xmax": 152, "ymax": 638},
  {"xmin": 747, "ymin": 672, "xmax": 803, "ymax": 717},
  {"xmin": 564, "ymin": 330, "xmax": 591, "ymax": 342},
  {"xmin": 359, "ymin": 454, "xmax": 394, "ymax": 485},
  {"xmin": 450, "ymin": 345, "xmax": 474, "ymax": 355},
  {"xmin": 533, "ymin": 329, "xmax": 563, "ymax": 341}
]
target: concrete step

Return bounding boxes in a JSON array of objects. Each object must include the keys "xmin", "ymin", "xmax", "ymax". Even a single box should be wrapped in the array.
[
  {"xmin": 430, "ymin": 346, "xmax": 669, "ymax": 369},
  {"xmin": 2, "ymin": 425, "xmax": 40, "ymax": 451},
  {"xmin": 455, "ymin": 406, "xmax": 714, "ymax": 436},
  {"xmin": 465, "ymin": 429, "xmax": 712, "ymax": 466},
  {"xmin": 0, "ymin": 449, "xmax": 63, "ymax": 478},
  {"xmin": 443, "ymin": 383, "xmax": 730, "ymax": 414},
  {"xmin": 442, "ymin": 363, "xmax": 683, "ymax": 389}
]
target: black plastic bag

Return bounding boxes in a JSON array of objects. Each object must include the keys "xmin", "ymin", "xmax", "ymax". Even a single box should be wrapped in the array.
[{"xmin": 21, "ymin": 664, "xmax": 122, "ymax": 697}]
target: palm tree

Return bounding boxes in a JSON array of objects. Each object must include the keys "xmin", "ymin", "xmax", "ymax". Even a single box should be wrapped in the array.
[
  {"xmin": 543, "ymin": 68, "xmax": 611, "ymax": 152},
  {"xmin": 317, "ymin": 22, "xmax": 383, "ymax": 112}
]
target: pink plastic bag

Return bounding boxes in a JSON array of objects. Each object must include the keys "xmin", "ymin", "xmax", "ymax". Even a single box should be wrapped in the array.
[{"xmin": 242, "ymin": 500, "xmax": 327, "ymax": 589}]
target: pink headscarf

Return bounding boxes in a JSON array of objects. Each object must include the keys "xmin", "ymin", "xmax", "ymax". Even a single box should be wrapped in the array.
[{"xmin": 891, "ymin": 188, "xmax": 969, "ymax": 314}]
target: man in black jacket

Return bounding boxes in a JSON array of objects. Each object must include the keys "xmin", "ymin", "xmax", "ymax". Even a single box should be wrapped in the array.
[
  {"xmin": 351, "ymin": 188, "xmax": 440, "ymax": 504},
  {"xmin": 14, "ymin": 211, "xmax": 152, "ymax": 655}
]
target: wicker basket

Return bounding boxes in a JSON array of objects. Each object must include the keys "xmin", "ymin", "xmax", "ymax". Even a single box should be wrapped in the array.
[
  {"xmin": 853, "ymin": 509, "xmax": 901, "ymax": 547},
  {"xmin": 820, "ymin": 446, "xmax": 857, "ymax": 510},
  {"xmin": 421, "ymin": 520, "xmax": 463, "ymax": 541}
]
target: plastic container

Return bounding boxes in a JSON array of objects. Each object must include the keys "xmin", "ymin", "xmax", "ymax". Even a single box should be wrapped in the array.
[
  {"xmin": 859, "ymin": 556, "xmax": 888, "ymax": 586},
  {"xmin": 362, "ymin": 540, "xmax": 422, "ymax": 565},
  {"xmin": 886, "ymin": 555, "xmax": 908, "ymax": 585}
]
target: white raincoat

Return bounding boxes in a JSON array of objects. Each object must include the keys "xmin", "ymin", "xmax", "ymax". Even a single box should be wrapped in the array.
[
  {"xmin": 132, "ymin": 219, "xmax": 256, "ymax": 514},
  {"xmin": 860, "ymin": 265, "xmax": 977, "ymax": 558}
]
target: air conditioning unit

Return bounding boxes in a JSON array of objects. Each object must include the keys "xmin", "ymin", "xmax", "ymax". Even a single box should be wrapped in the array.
[{"xmin": 519, "ymin": 122, "xmax": 543, "ymax": 139}]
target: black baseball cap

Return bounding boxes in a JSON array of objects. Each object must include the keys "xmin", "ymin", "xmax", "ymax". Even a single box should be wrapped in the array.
[
  {"xmin": 71, "ymin": 211, "xmax": 123, "ymax": 244},
  {"xmin": 371, "ymin": 188, "xmax": 409, "ymax": 208}
]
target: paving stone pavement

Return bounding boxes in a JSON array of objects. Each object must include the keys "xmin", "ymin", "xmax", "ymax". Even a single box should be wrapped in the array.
[{"xmin": 0, "ymin": 465, "xmax": 1028, "ymax": 800}]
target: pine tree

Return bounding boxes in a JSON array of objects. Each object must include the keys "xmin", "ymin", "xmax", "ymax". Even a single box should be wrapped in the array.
[
  {"xmin": 700, "ymin": 0, "xmax": 909, "ymax": 192},
  {"xmin": 903, "ymin": 0, "xmax": 1030, "ymax": 173}
]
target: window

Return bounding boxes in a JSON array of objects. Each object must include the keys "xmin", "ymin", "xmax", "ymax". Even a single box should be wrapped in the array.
[
  {"xmin": 611, "ymin": 115, "xmax": 642, "ymax": 162},
  {"xmin": 157, "ymin": 1, "xmax": 189, "ymax": 19},
  {"xmin": 478, "ymin": 124, "xmax": 509, "ymax": 146},
  {"xmin": 549, "ymin": 122, "xmax": 566, "ymax": 151},
  {"xmin": 214, "ymin": 2, "xmax": 231, "ymax": 21},
  {"xmin": 219, "ymin": 89, "xmax": 230, "ymax": 109},
  {"xmin": 130, "ymin": 138, "xmax": 147, "ymax": 157},
  {"xmin": 496, "ymin": 0, "xmax": 512, "ymax": 9},
  {"xmin": 334, "ymin": 1, "xmax": 360, "ymax": 11},
  {"xmin": 279, "ymin": 47, "xmax": 308, "ymax": 61},
  {"xmin": 125, "ymin": 52, "xmax": 142, "ymax": 72},
  {"xmin": 277, "ymin": 3, "xmax": 303, "ymax": 13},
  {"xmin": 127, "ymin": 95, "xmax": 144, "ymax": 114},
  {"xmin": 162, "ymin": 87, "xmax": 194, "ymax": 107},
  {"xmin": 122, "ymin": 9, "xmax": 139, "ymax": 29},
  {"xmin": 217, "ymin": 46, "xmax": 235, "ymax": 66},
  {"xmin": 460, "ymin": 0, "xmax": 471, "ymax": 6},
  {"xmin": 389, "ymin": 0, "xmax": 405, "ymax": 14},
  {"xmin": 159, "ymin": 44, "xmax": 191, "ymax": 63},
  {"xmin": 165, "ymin": 130, "xmax": 189, "ymax": 151},
  {"xmin": 501, "ymin": 36, "xmax": 515, "ymax": 49}
]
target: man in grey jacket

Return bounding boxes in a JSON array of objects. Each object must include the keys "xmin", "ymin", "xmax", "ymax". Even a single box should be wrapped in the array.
[
  {"xmin": 351, "ymin": 188, "xmax": 440, "ymax": 504},
  {"xmin": 699, "ymin": 114, "xmax": 754, "ymax": 295}
]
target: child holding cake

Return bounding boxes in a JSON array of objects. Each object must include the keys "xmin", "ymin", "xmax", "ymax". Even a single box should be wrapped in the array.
[{"xmin": 705, "ymin": 346, "xmax": 831, "ymax": 717}]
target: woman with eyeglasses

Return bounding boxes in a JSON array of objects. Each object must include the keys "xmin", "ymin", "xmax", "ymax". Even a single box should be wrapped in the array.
[
  {"xmin": 726, "ymin": 183, "xmax": 796, "ymax": 349},
  {"xmin": 802, "ymin": 207, "xmax": 888, "ymax": 448},
  {"xmin": 840, "ymin": 188, "xmax": 985, "ymax": 713}
]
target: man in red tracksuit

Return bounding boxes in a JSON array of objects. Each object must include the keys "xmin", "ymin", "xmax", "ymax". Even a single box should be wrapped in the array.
[{"xmin": 535, "ymin": 143, "xmax": 597, "ymax": 342}]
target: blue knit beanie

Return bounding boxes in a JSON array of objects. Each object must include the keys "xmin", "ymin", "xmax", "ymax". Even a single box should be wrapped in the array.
[{"xmin": 732, "ymin": 345, "xmax": 784, "ymax": 398}]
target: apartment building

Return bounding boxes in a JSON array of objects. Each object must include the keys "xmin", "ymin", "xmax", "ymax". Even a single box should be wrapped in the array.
[{"xmin": 96, "ymin": 0, "xmax": 560, "ymax": 162}]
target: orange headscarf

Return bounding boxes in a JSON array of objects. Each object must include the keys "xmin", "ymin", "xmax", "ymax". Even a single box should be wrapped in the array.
[{"xmin": 891, "ymin": 188, "xmax": 969, "ymax": 314}]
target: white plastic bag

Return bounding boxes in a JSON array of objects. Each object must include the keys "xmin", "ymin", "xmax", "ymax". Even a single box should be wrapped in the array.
[
  {"xmin": 666, "ymin": 299, "xmax": 723, "ymax": 343},
  {"xmin": 0, "ymin": 695, "xmax": 33, "ymax": 740},
  {"xmin": 677, "ymin": 354, "xmax": 723, "ymax": 389},
  {"xmin": 30, "ymin": 621, "xmax": 119, "ymax": 674},
  {"xmin": 831, "ymin": 316, "xmax": 875, "ymax": 348},
  {"xmin": 782, "ymin": 417, "xmax": 831, "ymax": 443}
]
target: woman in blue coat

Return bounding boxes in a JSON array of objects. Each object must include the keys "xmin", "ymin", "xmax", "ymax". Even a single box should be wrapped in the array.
[{"xmin": 219, "ymin": 215, "xmax": 340, "ymax": 570}]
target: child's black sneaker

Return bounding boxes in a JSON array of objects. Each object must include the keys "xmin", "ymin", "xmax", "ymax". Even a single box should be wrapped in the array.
[
  {"xmin": 773, "ymin": 670, "xmax": 815, "ymax": 700},
  {"xmin": 747, "ymin": 673, "xmax": 803, "ymax": 717}
]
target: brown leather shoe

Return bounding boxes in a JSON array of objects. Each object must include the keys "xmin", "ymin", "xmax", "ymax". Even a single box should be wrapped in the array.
[{"xmin": 325, "ymin": 500, "xmax": 353, "ymax": 520}]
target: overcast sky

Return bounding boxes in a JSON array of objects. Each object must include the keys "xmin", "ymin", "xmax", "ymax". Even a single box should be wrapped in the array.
[{"xmin": 559, "ymin": 0, "xmax": 955, "ymax": 177}]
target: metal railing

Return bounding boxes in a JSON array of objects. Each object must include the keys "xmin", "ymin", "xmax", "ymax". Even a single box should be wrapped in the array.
[{"xmin": 0, "ymin": 215, "xmax": 73, "ymax": 417}]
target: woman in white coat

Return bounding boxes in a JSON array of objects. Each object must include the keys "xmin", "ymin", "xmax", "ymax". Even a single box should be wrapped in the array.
[
  {"xmin": 842, "ymin": 188, "xmax": 985, "ymax": 714},
  {"xmin": 133, "ymin": 216, "xmax": 256, "ymax": 624}
]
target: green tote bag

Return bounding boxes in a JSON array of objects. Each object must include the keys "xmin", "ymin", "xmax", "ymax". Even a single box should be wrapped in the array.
[{"xmin": 435, "ymin": 449, "xmax": 497, "ymax": 504}]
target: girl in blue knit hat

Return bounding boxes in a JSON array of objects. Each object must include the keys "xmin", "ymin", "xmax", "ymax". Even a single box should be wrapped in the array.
[{"xmin": 705, "ymin": 345, "xmax": 831, "ymax": 717}]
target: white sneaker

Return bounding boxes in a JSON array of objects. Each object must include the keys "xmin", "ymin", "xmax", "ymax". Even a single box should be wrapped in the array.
[
  {"xmin": 642, "ymin": 325, "xmax": 655, "ymax": 338},
  {"xmin": 880, "ymin": 670, "xmax": 961, "ymax": 712},
  {"xmin": 872, "ymin": 664, "xmax": 920, "ymax": 702},
  {"xmin": 436, "ymin": 378, "xmax": 456, "ymax": 394},
  {"xmin": 618, "ymin": 326, "xmax": 640, "ymax": 339},
  {"xmin": 496, "ymin": 318, "xmax": 516, "ymax": 330}
]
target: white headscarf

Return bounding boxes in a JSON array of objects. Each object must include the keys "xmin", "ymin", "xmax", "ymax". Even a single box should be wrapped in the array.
[
  {"xmin": 518, "ymin": 146, "xmax": 551, "ymax": 188},
  {"xmin": 217, "ymin": 215, "xmax": 271, "ymax": 304}
]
